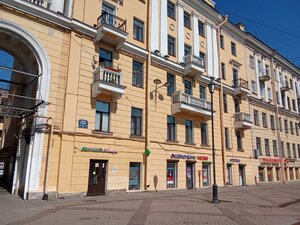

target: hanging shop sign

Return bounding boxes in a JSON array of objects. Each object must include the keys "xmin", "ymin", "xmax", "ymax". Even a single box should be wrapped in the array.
[
  {"xmin": 170, "ymin": 154, "xmax": 208, "ymax": 161},
  {"xmin": 81, "ymin": 147, "xmax": 117, "ymax": 154},
  {"xmin": 229, "ymin": 158, "xmax": 241, "ymax": 163},
  {"xmin": 78, "ymin": 119, "xmax": 88, "ymax": 128}
]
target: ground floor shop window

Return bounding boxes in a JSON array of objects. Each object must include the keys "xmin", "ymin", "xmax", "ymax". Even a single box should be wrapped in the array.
[
  {"xmin": 226, "ymin": 164, "xmax": 233, "ymax": 185},
  {"xmin": 167, "ymin": 162, "xmax": 177, "ymax": 188},
  {"xmin": 239, "ymin": 165, "xmax": 246, "ymax": 186},
  {"xmin": 296, "ymin": 168, "xmax": 299, "ymax": 179},
  {"xmin": 202, "ymin": 163, "xmax": 210, "ymax": 187},
  {"xmin": 129, "ymin": 162, "xmax": 141, "ymax": 190},
  {"xmin": 276, "ymin": 167, "xmax": 281, "ymax": 181},
  {"xmin": 258, "ymin": 167, "xmax": 265, "ymax": 182},
  {"xmin": 289, "ymin": 168, "xmax": 294, "ymax": 180},
  {"xmin": 267, "ymin": 167, "xmax": 273, "ymax": 182}
]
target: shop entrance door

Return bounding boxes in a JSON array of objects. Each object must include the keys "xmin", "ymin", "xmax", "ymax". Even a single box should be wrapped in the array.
[
  {"xmin": 202, "ymin": 164, "xmax": 210, "ymax": 187},
  {"xmin": 186, "ymin": 162, "xmax": 194, "ymax": 189},
  {"xmin": 87, "ymin": 160, "xmax": 107, "ymax": 196},
  {"xmin": 239, "ymin": 165, "xmax": 245, "ymax": 186}
]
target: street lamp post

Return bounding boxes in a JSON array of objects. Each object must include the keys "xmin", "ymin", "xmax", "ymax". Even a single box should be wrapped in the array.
[{"xmin": 208, "ymin": 77, "xmax": 219, "ymax": 203}]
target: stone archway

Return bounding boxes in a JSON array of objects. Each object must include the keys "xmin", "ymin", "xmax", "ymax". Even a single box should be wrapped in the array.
[{"xmin": 0, "ymin": 19, "xmax": 51, "ymax": 199}]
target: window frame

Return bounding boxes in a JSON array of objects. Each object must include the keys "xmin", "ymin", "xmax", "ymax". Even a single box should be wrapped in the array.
[
  {"xmin": 167, "ymin": 115, "xmax": 176, "ymax": 141},
  {"xmin": 95, "ymin": 101, "xmax": 110, "ymax": 132},
  {"xmin": 265, "ymin": 139, "xmax": 270, "ymax": 156},
  {"xmin": 167, "ymin": 1, "xmax": 176, "ymax": 19},
  {"xmin": 184, "ymin": 11, "xmax": 191, "ymax": 29},
  {"xmin": 200, "ymin": 123, "xmax": 209, "ymax": 146},
  {"xmin": 167, "ymin": 35, "xmax": 176, "ymax": 56},
  {"xmin": 131, "ymin": 107, "xmax": 143, "ymax": 136},
  {"xmin": 225, "ymin": 127, "xmax": 230, "ymax": 149},
  {"xmin": 223, "ymin": 94, "xmax": 228, "ymax": 113},
  {"xmin": 167, "ymin": 73, "xmax": 176, "ymax": 96},
  {"xmin": 254, "ymin": 110, "xmax": 259, "ymax": 126},
  {"xmin": 262, "ymin": 112, "xmax": 268, "ymax": 128},
  {"xmin": 198, "ymin": 20, "xmax": 205, "ymax": 37},
  {"xmin": 133, "ymin": 17, "xmax": 144, "ymax": 42},
  {"xmin": 185, "ymin": 119, "xmax": 194, "ymax": 144},
  {"xmin": 231, "ymin": 42, "xmax": 237, "ymax": 56},
  {"xmin": 132, "ymin": 60, "xmax": 144, "ymax": 88},
  {"xmin": 221, "ymin": 62, "xmax": 226, "ymax": 80},
  {"xmin": 220, "ymin": 35, "xmax": 224, "ymax": 49},
  {"xmin": 236, "ymin": 131, "xmax": 243, "ymax": 150}
]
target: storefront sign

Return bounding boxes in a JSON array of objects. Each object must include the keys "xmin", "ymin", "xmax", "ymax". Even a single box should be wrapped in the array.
[
  {"xmin": 170, "ymin": 154, "xmax": 208, "ymax": 161},
  {"xmin": 81, "ymin": 147, "xmax": 117, "ymax": 154},
  {"xmin": 78, "ymin": 119, "xmax": 88, "ymax": 128},
  {"xmin": 230, "ymin": 158, "xmax": 241, "ymax": 163},
  {"xmin": 171, "ymin": 154, "xmax": 196, "ymax": 160},
  {"xmin": 197, "ymin": 156, "xmax": 208, "ymax": 161}
]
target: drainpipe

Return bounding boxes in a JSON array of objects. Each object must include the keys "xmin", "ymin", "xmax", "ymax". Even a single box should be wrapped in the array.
[
  {"xmin": 144, "ymin": 0, "xmax": 151, "ymax": 191},
  {"xmin": 216, "ymin": 15, "xmax": 228, "ymax": 186},
  {"xmin": 270, "ymin": 51, "xmax": 285, "ymax": 184},
  {"xmin": 42, "ymin": 117, "xmax": 54, "ymax": 200}
]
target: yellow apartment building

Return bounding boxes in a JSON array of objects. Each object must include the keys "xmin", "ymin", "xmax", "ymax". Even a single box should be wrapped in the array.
[{"xmin": 0, "ymin": 0, "xmax": 299, "ymax": 199}]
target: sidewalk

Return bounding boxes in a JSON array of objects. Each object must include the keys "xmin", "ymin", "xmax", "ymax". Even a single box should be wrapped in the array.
[{"xmin": 1, "ymin": 182, "xmax": 300, "ymax": 225}]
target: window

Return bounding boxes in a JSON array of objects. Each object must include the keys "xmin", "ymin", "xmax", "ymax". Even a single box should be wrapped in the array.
[
  {"xmin": 281, "ymin": 141, "xmax": 285, "ymax": 157},
  {"xmin": 259, "ymin": 167, "xmax": 265, "ymax": 182},
  {"xmin": 167, "ymin": 162, "xmax": 177, "ymax": 188},
  {"xmin": 129, "ymin": 162, "xmax": 141, "ymax": 190},
  {"xmin": 279, "ymin": 118, "xmax": 282, "ymax": 132},
  {"xmin": 256, "ymin": 137, "xmax": 262, "ymax": 156},
  {"xmin": 232, "ymin": 68, "xmax": 239, "ymax": 87},
  {"xmin": 231, "ymin": 42, "xmax": 237, "ymax": 56},
  {"xmin": 292, "ymin": 99, "xmax": 296, "ymax": 111},
  {"xmin": 133, "ymin": 18, "xmax": 144, "ymax": 42},
  {"xmin": 251, "ymin": 80, "xmax": 257, "ymax": 93},
  {"xmin": 236, "ymin": 131, "xmax": 243, "ymax": 150},
  {"xmin": 290, "ymin": 121, "xmax": 294, "ymax": 135},
  {"xmin": 167, "ymin": 116, "xmax": 176, "ymax": 141},
  {"xmin": 287, "ymin": 143, "xmax": 291, "ymax": 158},
  {"xmin": 276, "ymin": 91, "xmax": 279, "ymax": 104},
  {"xmin": 167, "ymin": 73, "xmax": 175, "ymax": 96},
  {"xmin": 99, "ymin": 48, "xmax": 113, "ymax": 67},
  {"xmin": 201, "ymin": 123, "xmax": 208, "ymax": 145},
  {"xmin": 298, "ymin": 144, "xmax": 300, "ymax": 158},
  {"xmin": 267, "ymin": 88, "xmax": 272, "ymax": 101},
  {"xmin": 220, "ymin": 35, "xmax": 224, "ymax": 49},
  {"xmin": 168, "ymin": 35, "xmax": 176, "ymax": 56},
  {"xmin": 265, "ymin": 139, "xmax": 270, "ymax": 156},
  {"xmin": 296, "ymin": 122, "xmax": 299, "ymax": 136},
  {"xmin": 198, "ymin": 20, "xmax": 205, "ymax": 37},
  {"xmin": 185, "ymin": 120, "xmax": 193, "ymax": 144},
  {"xmin": 254, "ymin": 110, "xmax": 259, "ymax": 126},
  {"xmin": 95, "ymin": 101, "xmax": 110, "ymax": 132},
  {"xmin": 226, "ymin": 164, "xmax": 233, "ymax": 185},
  {"xmin": 184, "ymin": 80, "xmax": 192, "ymax": 95},
  {"xmin": 131, "ymin": 108, "xmax": 142, "ymax": 136},
  {"xmin": 284, "ymin": 119, "xmax": 288, "ymax": 133},
  {"xmin": 225, "ymin": 127, "xmax": 230, "ymax": 149},
  {"xmin": 184, "ymin": 11, "xmax": 191, "ymax": 28},
  {"xmin": 167, "ymin": 1, "xmax": 176, "ymax": 19},
  {"xmin": 281, "ymin": 91, "xmax": 285, "ymax": 107},
  {"xmin": 132, "ymin": 60, "xmax": 144, "ymax": 87},
  {"xmin": 287, "ymin": 97, "xmax": 291, "ymax": 110},
  {"xmin": 293, "ymin": 143, "xmax": 296, "ymax": 158},
  {"xmin": 199, "ymin": 85, "xmax": 206, "ymax": 100},
  {"xmin": 221, "ymin": 63, "xmax": 226, "ymax": 80},
  {"xmin": 260, "ymin": 81, "xmax": 265, "ymax": 98},
  {"xmin": 184, "ymin": 44, "xmax": 191, "ymax": 56},
  {"xmin": 199, "ymin": 51, "xmax": 205, "ymax": 61},
  {"xmin": 234, "ymin": 98, "xmax": 240, "ymax": 113},
  {"xmin": 270, "ymin": 115, "xmax": 275, "ymax": 130},
  {"xmin": 262, "ymin": 113, "xmax": 267, "ymax": 128},
  {"xmin": 290, "ymin": 79, "xmax": 293, "ymax": 90},
  {"xmin": 223, "ymin": 94, "xmax": 228, "ymax": 113},
  {"xmin": 249, "ymin": 55, "xmax": 255, "ymax": 68},
  {"xmin": 273, "ymin": 140, "xmax": 278, "ymax": 157},
  {"xmin": 265, "ymin": 64, "xmax": 270, "ymax": 76}
]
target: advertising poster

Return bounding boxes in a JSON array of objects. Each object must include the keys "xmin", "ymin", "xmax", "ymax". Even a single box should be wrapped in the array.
[{"xmin": 167, "ymin": 168, "xmax": 174, "ymax": 186}]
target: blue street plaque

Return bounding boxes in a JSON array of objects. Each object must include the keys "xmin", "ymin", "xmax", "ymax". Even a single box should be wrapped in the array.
[{"xmin": 78, "ymin": 119, "xmax": 88, "ymax": 128}]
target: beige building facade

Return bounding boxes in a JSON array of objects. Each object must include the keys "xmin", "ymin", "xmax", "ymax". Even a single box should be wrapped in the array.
[{"xmin": 0, "ymin": 0, "xmax": 299, "ymax": 199}]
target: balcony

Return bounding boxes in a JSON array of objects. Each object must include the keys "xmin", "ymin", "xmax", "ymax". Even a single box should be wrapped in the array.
[
  {"xmin": 280, "ymin": 81, "xmax": 290, "ymax": 92},
  {"xmin": 25, "ymin": 0, "xmax": 65, "ymax": 13},
  {"xmin": 26, "ymin": 0, "xmax": 50, "ymax": 8},
  {"xmin": 95, "ymin": 12, "xmax": 128, "ymax": 48},
  {"xmin": 232, "ymin": 78, "xmax": 250, "ymax": 96},
  {"xmin": 171, "ymin": 91, "xmax": 212, "ymax": 117},
  {"xmin": 259, "ymin": 69, "xmax": 271, "ymax": 81},
  {"xmin": 234, "ymin": 112, "xmax": 252, "ymax": 130},
  {"xmin": 92, "ymin": 66, "xmax": 126, "ymax": 101},
  {"xmin": 182, "ymin": 54, "xmax": 206, "ymax": 76}
]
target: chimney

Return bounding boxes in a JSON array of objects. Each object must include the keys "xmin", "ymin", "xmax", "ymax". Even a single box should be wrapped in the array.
[{"xmin": 236, "ymin": 22, "xmax": 246, "ymax": 32}]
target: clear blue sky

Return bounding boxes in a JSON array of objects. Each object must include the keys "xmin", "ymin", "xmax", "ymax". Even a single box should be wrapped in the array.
[
  {"xmin": 0, "ymin": 50, "xmax": 13, "ymax": 90},
  {"xmin": 214, "ymin": 0, "xmax": 300, "ymax": 67}
]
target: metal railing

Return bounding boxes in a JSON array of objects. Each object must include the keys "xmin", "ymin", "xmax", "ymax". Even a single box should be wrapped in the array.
[
  {"xmin": 25, "ymin": 0, "xmax": 51, "ymax": 8},
  {"xmin": 97, "ymin": 11, "xmax": 127, "ymax": 33},
  {"xmin": 232, "ymin": 78, "xmax": 248, "ymax": 89},
  {"xmin": 234, "ymin": 112, "xmax": 252, "ymax": 123},
  {"xmin": 183, "ymin": 54, "xmax": 206, "ymax": 69},
  {"xmin": 93, "ymin": 67, "xmax": 124, "ymax": 86},
  {"xmin": 172, "ymin": 91, "xmax": 211, "ymax": 111}
]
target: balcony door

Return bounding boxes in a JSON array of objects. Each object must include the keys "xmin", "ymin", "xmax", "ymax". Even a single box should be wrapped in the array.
[
  {"xmin": 99, "ymin": 48, "xmax": 112, "ymax": 68},
  {"xmin": 102, "ymin": 3, "xmax": 115, "ymax": 24},
  {"xmin": 233, "ymin": 68, "xmax": 239, "ymax": 87}
]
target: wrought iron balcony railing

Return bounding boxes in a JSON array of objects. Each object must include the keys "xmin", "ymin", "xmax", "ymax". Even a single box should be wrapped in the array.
[
  {"xmin": 97, "ymin": 11, "xmax": 127, "ymax": 33},
  {"xmin": 232, "ymin": 78, "xmax": 248, "ymax": 89}
]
